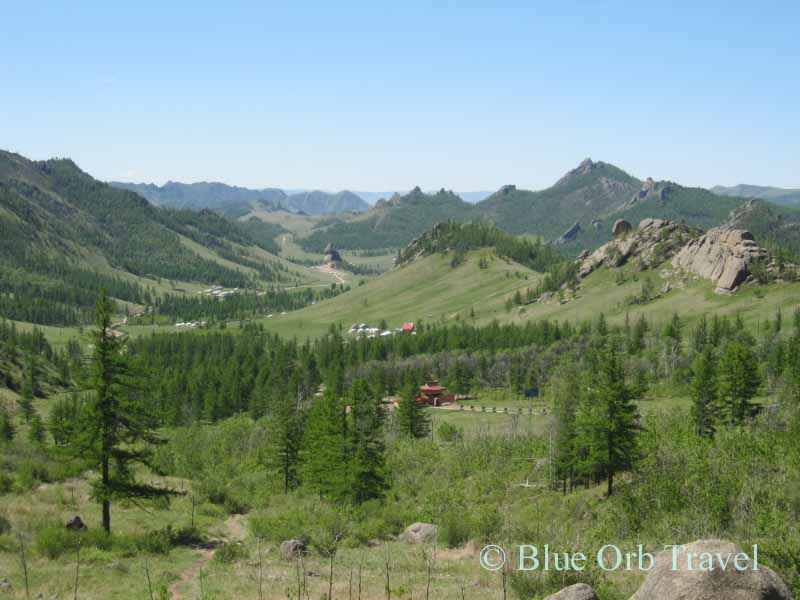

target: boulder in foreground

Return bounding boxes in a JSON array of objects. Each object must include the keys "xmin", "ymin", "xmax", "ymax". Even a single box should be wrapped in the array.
[
  {"xmin": 544, "ymin": 582, "xmax": 598, "ymax": 600},
  {"xmin": 630, "ymin": 539, "xmax": 793, "ymax": 600}
]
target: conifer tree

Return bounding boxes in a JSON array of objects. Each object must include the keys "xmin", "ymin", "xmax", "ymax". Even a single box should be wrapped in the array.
[
  {"xmin": 267, "ymin": 388, "xmax": 304, "ymax": 494},
  {"xmin": 718, "ymin": 340, "xmax": 761, "ymax": 426},
  {"xmin": 0, "ymin": 406, "xmax": 15, "ymax": 442},
  {"xmin": 74, "ymin": 291, "xmax": 174, "ymax": 533},
  {"xmin": 396, "ymin": 379, "xmax": 429, "ymax": 439},
  {"xmin": 548, "ymin": 359, "xmax": 582, "ymax": 494},
  {"xmin": 301, "ymin": 388, "xmax": 349, "ymax": 500},
  {"xmin": 690, "ymin": 347, "xmax": 718, "ymax": 437},
  {"xmin": 347, "ymin": 379, "xmax": 386, "ymax": 503},
  {"xmin": 28, "ymin": 413, "xmax": 46, "ymax": 445},
  {"xmin": 574, "ymin": 345, "xmax": 638, "ymax": 496},
  {"xmin": 18, "ymin": 353, "xmax": 37, "ymax": 423}
]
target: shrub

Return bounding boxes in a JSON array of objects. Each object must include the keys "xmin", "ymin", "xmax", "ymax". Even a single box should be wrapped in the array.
[
  {"xmin": 214, "ymin": 542, "xmax": 247, "ymax": 564},
  {"xmin": 437, "ymin": 422, "xmax": 463, "ymax": 443},
  {"xmin": 0, "ymin": 513, "xmax": 10, "ymax": 535},
  {"xmin": 35, "ymin": 522, "xmax": 111, "ymax": 559},
  {"xmin": 439, "ymin": 512, "xmax": 471, "ymax": 548}
]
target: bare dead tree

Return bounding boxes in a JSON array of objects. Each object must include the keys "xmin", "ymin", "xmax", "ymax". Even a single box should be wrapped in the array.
[
  {"xmin": 139, "ymin": 554, "xmax": 154, "ymax": 600},
  {"xmin": 383, "ymin": 543, "xmax": 392, "ymax": 600},
  {"xmin": 348, "ymin": 565, "xmax": 354, "ymax": 600},
  {"xmin": 424, "ymin": 545, "xmax": 435, "ymax": 600},
  {"xmin": 17, "ymin": 532, "xmax": 30, "ymax": 600},
  {"xmin": 358, "ymin": 552, "xmax": 364, "ymax": 600},
  {"xmin": 257, "ymin": 537, "xmax": 264, "ymax": 600},
  {"xmin": 73, "ymin": 539, "xmax": 82, "ymax": 600}
]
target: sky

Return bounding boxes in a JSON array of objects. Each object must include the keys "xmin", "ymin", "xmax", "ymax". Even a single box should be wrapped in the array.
[{"xmin": 1, "ymin": 1, "xmax": 798, "ymax": 192}]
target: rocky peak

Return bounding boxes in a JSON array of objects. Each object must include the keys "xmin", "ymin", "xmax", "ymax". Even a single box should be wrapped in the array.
[{"xmin": 555, "ymin": 158, "xmax": 598, "ymax": 186}]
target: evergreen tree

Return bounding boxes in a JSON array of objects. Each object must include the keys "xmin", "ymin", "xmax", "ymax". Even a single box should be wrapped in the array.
[
  {"xmin": 718, "ymin": 340, "xmax": 761, "ymax": 426},
  {"xmin": 347, "ymin": 379, "xmax": 386, "ymax": 503},
  {"xmin": 574, "ymin": 345, "xmax": 639, "ymax": 496},
  {"xmin": 73, "ymin": 291, "xmax": 174, "ymax": 533},
  {"xmin": 396, "ymin": 379, "xmax": 429, "ymax": 439},
  {"xmin": 548, "ymin": 359, "xmax": 582, "ymax": 494},
  {"xmin": 266, "ymin": 389, "xmax": 304, "ymax": 494},
  {"xmin": 690, "ymin": 347, "xmax": 718, "ymax": 437},
  {"xmin": 0, "ymin": 406, "xmax": 15, "ymax": 442},
  {"xmin": 301, "ymin": 388, "xmax": 349, "ymax": 500},
  {"xmin": 18, "ymin": 353, "xmax": 37, "ymax": 423},
  {"xmin": 28, "ymin": 413, "xmax": 46, "ymax": 445}
]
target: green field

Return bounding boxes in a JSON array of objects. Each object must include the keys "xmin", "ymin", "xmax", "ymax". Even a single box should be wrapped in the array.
[
  {"xmin": 259, "ymin": 249, "xmax": 541, "ymax": 337},
  {"xmin": 257, "ymin": 248, "xmax": 800, "ymax": 339}
]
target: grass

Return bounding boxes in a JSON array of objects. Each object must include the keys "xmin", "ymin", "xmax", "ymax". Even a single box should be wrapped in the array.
[
  {"xmin": 258, "ymin": 252, "xmax": 800, "ymax": 340},
  {"xmin": 259, "ymin": 249, "xmax": 542, "ymax": 338}
]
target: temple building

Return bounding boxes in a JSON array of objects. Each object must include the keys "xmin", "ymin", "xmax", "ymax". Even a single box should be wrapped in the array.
[{"xmin": 416, "ymin": 380, "xmax": 455, "ymax": 406}]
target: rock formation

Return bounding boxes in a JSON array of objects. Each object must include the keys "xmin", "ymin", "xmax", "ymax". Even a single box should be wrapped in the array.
[
  {"xmin": 556, "ymin": 222, "xmax": 582, "ymax": 244},
  {"xmin": 630, "ymin": 540, "xmax": 792, "ymax": 600},
  {"xmin": 544, "ymin": 583, "xmax": 597, "ymax": 600},
  {"xmin": 280, "ymin": 539, "xmax": 307, "ymax": 560},
  {"xmin": 671, "ymin": 228, "xmax": 767, "ymax": 294},
  {"xmin": 323, "ymin": 243, "xmax": 343, "ymax": 267},
  {"xmin": 612, "ymin": 219, "xmax": 633, "ymax": 237},
  {"xmin": 578, "ymin": 218, "xmax": 698, "ymax": 278},
  {"xmin": 401, "ymin": 522, "xmax": 437, "ymax": 544}
]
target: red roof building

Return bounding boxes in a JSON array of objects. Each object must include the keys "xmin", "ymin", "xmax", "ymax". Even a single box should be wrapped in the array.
[
  {"xmin": 416, "ymin": 380, "xmax": 455, "ymax": 406},
  {"xmin": 402, "ymin": 322, "xmax": 415, "ymax": 332}
]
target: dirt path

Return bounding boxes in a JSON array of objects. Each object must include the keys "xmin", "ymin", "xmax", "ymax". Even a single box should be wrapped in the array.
[
  {"xmin": 312, "ymin": 264, "xmax": 347, "ymax": 284},
  {"xmin": 169, "ymin": 514, "xmax": 247, "ymax": 600}
]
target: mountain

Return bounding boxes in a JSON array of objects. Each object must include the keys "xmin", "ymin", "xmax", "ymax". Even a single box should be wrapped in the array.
[
  {"xmin": 286, "ymin": 190, "xmax": 368, "ymax": 214},
  {"xmin": 111, "ymin": 181, "xmax": 370, "ymax": 215},
  {"xmin": 0, "ymin": 150, "xmax": 303, "ymax": 326},
  {"xmin": 477, "ymin": 159, "xmax": 641, "ymax": 239},
  {"xmin": 298, "ymin": 187, "xmax": 475, "ymax": 252},
  {"xmin": 298, "ymin": 159, "xmax": 760, "ymax": 255},
  {"xmin": 712, "ymin": 184, "xmax": 800, "ymax": 207},
  {"xmin": 353, "ymin": 190, "xmax": 493, "ymax": 205}
]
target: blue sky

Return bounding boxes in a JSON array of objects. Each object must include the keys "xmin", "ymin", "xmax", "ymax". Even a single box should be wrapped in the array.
[{"xmin": 2, "ymin": 1, "xmax": 798, "ymax": 191}]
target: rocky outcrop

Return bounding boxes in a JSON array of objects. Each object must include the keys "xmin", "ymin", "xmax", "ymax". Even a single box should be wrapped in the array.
[
  {"xmin": 630, "ymin": 540, "xmax": 793, "ymax": 600},
  {"xmin": 557, "ymin": 222, "xmax": 582, "ymax": 244},
  {"xmin": 401, "ymin": 522, "xmax": 437, "ymax": 544},
  {"xmin": 544, "ymin": 583, "xmax": 597, "ymax": 600},
  {"xmin": 280, "ymin": 539, "xmax": 307, "ymax": 560},
  {"xmin": 613, "ymin": 219, "xmax": 633, "ymax": 237},
  {"xmin": 66, "ymin": 516, "xmax": 87, "ymax": 531},
  {"xmin": 323, "ymin": 243, "xmax": 343, "ymax": 266},
  {"xmin": 671, "ymin": 228, "xmax": 767, "ymax": 293},
  {"xmin": 578, "ymin": 218, "xmax": 698, "ymax": 278}
]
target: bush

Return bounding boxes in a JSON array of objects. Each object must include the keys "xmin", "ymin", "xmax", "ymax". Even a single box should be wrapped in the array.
[
  {"xmin": 437, "ymin": 422, "xmax": 463, "ymax": 443},
  {"xmin": 0, "ymin": 513, "xmax": 10, "ymax": 535},
  {"xmin": 35, "ymin": 522, "xmax": 111, "ymax": 559},
  {"xmin": 214, "ymin": 542, "xmax": 247, "ymax": 564},
  {"xmin": 439, "ymin": 512, "xmax": 471, "ymax": 548}
]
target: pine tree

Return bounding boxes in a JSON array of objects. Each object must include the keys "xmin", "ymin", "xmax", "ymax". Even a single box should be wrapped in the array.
[
  {"xmin": 18, "ymin": 353, "xmax": 37, "ymax": 423},
  {"xmin": 690, "ymin": 347, "xmax": 718, "ymax": 437},
  {"xmin": 267, "ymin": 389, "xmax": 304, "ymax": 494},
  {"xmin": 73, "ymin": 292, "xmax": 175, "ymax": 533},
  {"xmin": 548, "ymin": 359, "xmax": 582, "ymax": 494},
  {"xmin": 396, "ymin": 379, "xmax": 429, "ymax": 439},
  {"xmin": 0, "ymin": 406, "xmax": 15, "ymax": 442},
  {"xmin": 301, "ymin": 388, "xmax": 349, "ymax": 500},
  {"xmin": 718, "ymin": 340, "xmax": 761, "ymax": 426},
  {"xmin": 347, "ymin": 379, "xmax": 386, "ymax": 503},
  {"xmin": 28, "ymin": 413, "xmax": 46, "ymax": 445},
  {"xmin": 574, "ymin": 345, "xmax": 639, "ymax": 496}
]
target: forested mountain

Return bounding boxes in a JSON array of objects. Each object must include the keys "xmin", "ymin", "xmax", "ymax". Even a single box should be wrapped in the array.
[
  {"xmin": 713, "ymin": 183, "xmax": 800, "ymax": 206},
  {"xmin": 0, "ymin": 150, "xmax": 302, "ymax": 325},
  {"xmin": 112, "ymin": 181, "xmax": 370, "ymax": 214},
  {"xmin": 477, "ymin": 159, "xmax": 641, "ymax": 238},
  {"xmin": 299, "ymin": 187, "xmax": 475, "ymax": 251}
]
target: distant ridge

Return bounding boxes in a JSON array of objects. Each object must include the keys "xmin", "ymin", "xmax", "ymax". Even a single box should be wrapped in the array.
[
  {"xmin": 712, "ymin": 184, "xmax": 800, "ymax": 207},
  {"xmin": 111, "ymin": 180, "xmax": 370, "ymax": 215}
]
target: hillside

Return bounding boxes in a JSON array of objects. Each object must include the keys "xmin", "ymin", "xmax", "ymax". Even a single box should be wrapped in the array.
[
  {"xmin": 477, "ymin": 159, "xmax": 641, "ymax": 238},
  {"xmin": 258, "ymin": 248, "xmax": 542, "ymax": 338},
  {"xmin": 713, "ymin": 183, "xmax": 800, "ymax": 206},
  {"xmin": 0, "ymin": 150, "xmax": 329, "ymax": 326},
  {"xmin": 112, "ymin": 181, "xmax": 370, "ymax": 214},
  {"xmin": 298, "ymin": 187, "xmax": 475, "ymax": 252}
]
